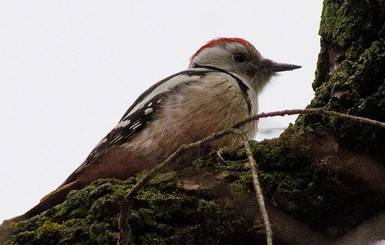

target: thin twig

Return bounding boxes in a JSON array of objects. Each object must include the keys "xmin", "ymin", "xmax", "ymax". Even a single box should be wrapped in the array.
[
  {"xmin": 117, "ymin": 200, "xmax": 133, "ymax": 245},
  {"xmin": 242, "ymin": 132, "xmax": 273, "ymax": 245},
  {"xmin": 232, "ymin": 108, "xmax": 385, "ymax": 129}
]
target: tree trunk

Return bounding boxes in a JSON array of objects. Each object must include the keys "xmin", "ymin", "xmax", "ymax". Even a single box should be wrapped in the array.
[{"xmin": 1, "ymin": 0, "xmax": 385, "ymax": 244}]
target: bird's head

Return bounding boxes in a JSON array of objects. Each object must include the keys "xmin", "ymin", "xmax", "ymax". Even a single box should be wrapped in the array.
[{"xmin": 189, "ymin": 37, "xmax": 301, "ymax": 93}]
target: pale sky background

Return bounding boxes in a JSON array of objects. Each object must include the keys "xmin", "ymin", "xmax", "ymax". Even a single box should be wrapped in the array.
[{"xmin": 0, "ymin": 1, "xmax": 323, "ymax": 222}]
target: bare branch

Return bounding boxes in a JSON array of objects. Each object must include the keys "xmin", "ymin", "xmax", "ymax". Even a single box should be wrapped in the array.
[
  {"xmin": 232, "ymin": 108, "xmax": 385, "ymax": 129},
  {"xmin": 117, "ymin": 200, "xmax": 133, "ymax": 245},
  {"xmin": 242, "ymin": 132, "xmax": 273, "ymax": 245}
]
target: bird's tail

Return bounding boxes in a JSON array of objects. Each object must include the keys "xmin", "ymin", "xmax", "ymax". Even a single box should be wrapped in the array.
[{"xmin": 1, "ymin": 181, "xmax": 79, "ymax": 225}]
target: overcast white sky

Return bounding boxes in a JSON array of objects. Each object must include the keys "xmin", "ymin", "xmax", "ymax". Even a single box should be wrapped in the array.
[{"xmin": 0, "ymin": 1, "xmax": 322, "ymax": 222}]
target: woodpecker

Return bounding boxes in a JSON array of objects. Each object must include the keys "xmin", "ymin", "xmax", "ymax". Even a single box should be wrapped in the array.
[{"xmin": 8, "ymin": 37, "xmax": 300, "ymax": 221}]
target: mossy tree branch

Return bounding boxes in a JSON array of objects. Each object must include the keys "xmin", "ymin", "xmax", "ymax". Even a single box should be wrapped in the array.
[
  {"xmin": 2, "ymin": 1, "xmax": 385, "ymax": 244},
  {"xmin": 117, "ymin": 108, "xmax": 385, "ymax": 245}
]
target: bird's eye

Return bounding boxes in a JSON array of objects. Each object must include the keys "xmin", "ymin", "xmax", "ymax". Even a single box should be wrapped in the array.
[{"xmin": 233, "ymin": 52, "xmax": 248, "ymax": 63}]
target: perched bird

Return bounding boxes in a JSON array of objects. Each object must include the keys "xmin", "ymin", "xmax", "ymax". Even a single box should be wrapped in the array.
[{"xmin": 8, "ymin": 37, "xmax": 300, "ymax": 221}]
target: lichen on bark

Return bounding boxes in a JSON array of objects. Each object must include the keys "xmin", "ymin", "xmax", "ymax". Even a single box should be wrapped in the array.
[
  {"xmin": 2, "ymin": 161, "xmax": 263, "ymax": 245},
  {"xmin": 303, "ymin": 0, "xmax": 385, "ymax": 161},
  {"xmin": 2, "ymin": 0, "xmax": 385, "ymax": 244}
]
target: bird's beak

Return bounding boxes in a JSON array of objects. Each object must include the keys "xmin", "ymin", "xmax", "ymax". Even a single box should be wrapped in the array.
[
  {"xmin": 261, "ymin": 59, "xmax": 301, "ymax": 72},
  {"xmin": 271, "ymin": 62, "xmax": 302, "ymax": 72}
]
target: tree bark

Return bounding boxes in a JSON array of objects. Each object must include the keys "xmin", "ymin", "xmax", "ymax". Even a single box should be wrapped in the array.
[{"xmin": 1, "ymin": 0, "xmax": 385, "ymax": 244}]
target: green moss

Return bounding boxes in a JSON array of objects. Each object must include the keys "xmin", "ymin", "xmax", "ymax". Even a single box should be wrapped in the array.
[
  {"xmin": 229, "ymin": 172, "xmax": 252, "ymax": 194},
  {"xmin": 306, "ymin": 0, "xmax": 385, "ymax": 161},
  {"xmin": 58, "ymin": 219, "xmax": 92, "ymax": 245},
  {"xmin": 10, "ymin": 220, "xmax": 62, "ymax": 245},
  {"xmin": 3, "ymin": 165, "xmax": 259, "ymax": 244},
  {"xmin": 309, "ymin": 39, "xmax": 385, "ymax": 160},
  {"xmin": 2, "ymin": 2, "xmax": 385, "ymax": 241},
  {"xmin": 2, "ymin": 134, "xmax": 383, "ymax": 244},
  {"xmin": 320, "ymin": 0, "xmax": 373, "ymax": 47},
  {"xmin": 148, "ymin": 172, "xmax": 177, "ymax": 190},
  {"xmin": 37, "ymin": 220, "xmax": 60, "ymax": 234}
]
